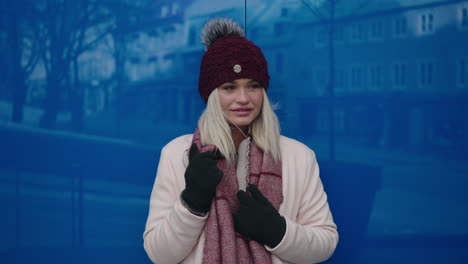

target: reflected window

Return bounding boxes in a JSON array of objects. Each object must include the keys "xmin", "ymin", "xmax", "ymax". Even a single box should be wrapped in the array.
[
  {"xmin": 335, "ymin": 68, "xmax": 347, "ymax": 94},
  {"xmin": 334, "ymin": 107, "xmax": 345, "ymax": 132},
  {"xmin": 274, "ymin": 22, "xmax": 286, "ymax": 35},
  {"xmin": 351, "ymin": 22, "xmax": 365, "ymax": 41},
  {"xmin": 318, "ymin": 108, "xmax": 328, "ymax": 131},
  {"xmin": 314, "ymin": 68, "xmax": 328, "ymax": 96},
  {"xmin": 129, "ymin": 57, "xmax": 141, "ymax": 64},
  {"xmin": 172, "ymin": 3, "xmax": 179, "ymax": 15},
  {"xmin": 161, "ymin": 5, "xmax": 169, "ymax": 18},
  {"xmin": 392, "ymin": 63, "xmax": 407, "ymax": 89},
  {"xmin": 333, "ymin": 24, "xmax": 345, "ymax": 42},
  {"xmin": 370, "ymin": 20, "xmax": 383, "ymax": 40},
  {"xmin": 457, "ymin": 58, "xmax": 467, "ymax": 87},
  {"xmin": 421, "ymin": 13, "xmax": 434, "ymax": 33},
  {"xmin": 369, "ymin": 65, "xmax": 383, "ymax": 91},
  {"xmin": 429, "ymin": 14, "xmax": 434, "ymax": 31},
  {"xmin": 418, "ymin": 61, "xmax": 434, "ymax": 87},
  {"xmin": 147, "ymin": 56, "xmax": 157, "ymax": 64},
  {"xmin": 316, "ymin": 26, "xmax": 327, "ymax": 46},
  {"xmin": 461, "ymin": 7, "xmax": 468, "ymax": 28},
  {"xmin": 351, "ymin": 65, "xmax": 364, "ymax": 91},
  {"xmin": 130, "ymin": 32, "xmax": 139, "ymax": 41},
  {"xmin": 394, "ymin": 16, "xmax": 407, "ymax": 37},
  {"xmin": 421, "ymin": 14, "xmax": 426, "ymax": 32},
  {"xmin": 281, "ymin": 7, "xmax": 288, "ymax": 17},
  {"xmin": 188, "ymin": 27, "xmax": 197, "ymax": 46}
]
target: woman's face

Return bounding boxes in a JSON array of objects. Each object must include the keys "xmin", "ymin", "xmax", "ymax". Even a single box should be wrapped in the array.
[{"xmin": 217, "ymin": 78, "xmax": 264, "ymax": 130}]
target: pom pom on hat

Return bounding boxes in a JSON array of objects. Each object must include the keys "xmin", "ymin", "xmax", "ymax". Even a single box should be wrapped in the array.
[
  {"xmin": 201, "ymin": 18, "xmax": 245, "ymax": 50},
  {"xmin": 198, "ymin": 18, "xmax": 270, "ymax": 104}
]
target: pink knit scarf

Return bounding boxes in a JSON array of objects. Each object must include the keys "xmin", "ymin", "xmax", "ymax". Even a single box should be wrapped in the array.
[{"xmin": 190, "ymin": 128, "xmax": 283, "ymax": 264}]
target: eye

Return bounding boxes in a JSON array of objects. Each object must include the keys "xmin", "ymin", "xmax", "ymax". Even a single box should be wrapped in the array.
[
  {"xmin": 222, "ymin": 85, "xmax": 235, "ymax": 91},
  {"xmin": 249, "ymin": 83, "xmax": 262, "ymax": 89}
]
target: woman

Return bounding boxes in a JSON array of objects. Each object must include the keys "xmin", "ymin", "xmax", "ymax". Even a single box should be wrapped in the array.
[{"xmin": 143, "ymin": 18, "xmax": 338, "ymax": 264}]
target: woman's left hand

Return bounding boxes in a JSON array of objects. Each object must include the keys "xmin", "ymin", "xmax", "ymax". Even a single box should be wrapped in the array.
[{"xmin": 233, "ymin": 184, "xmax": 286, "ymax": 248}]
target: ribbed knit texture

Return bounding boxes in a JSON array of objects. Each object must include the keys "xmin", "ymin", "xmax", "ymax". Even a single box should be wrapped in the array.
[
  {"xmin": 198, "ymin": 35, "xmax": 270, "ymax": 103},
  {"xmin": 190, "ymin": 128, "xmax": 283, "ymax": 264}
]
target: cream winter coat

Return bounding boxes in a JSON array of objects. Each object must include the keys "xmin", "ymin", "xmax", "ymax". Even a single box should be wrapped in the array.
[{"xmin": 143, "ymin": 134, "xmax": 338, "ymax": 264}]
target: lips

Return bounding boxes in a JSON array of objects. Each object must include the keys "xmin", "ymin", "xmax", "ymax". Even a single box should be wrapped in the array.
[{"xmin": 231, "ymin": 108, "xmax": 252, "ymax": 116}]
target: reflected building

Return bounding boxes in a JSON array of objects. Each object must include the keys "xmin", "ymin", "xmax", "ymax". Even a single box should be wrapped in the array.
[{"xmin": 250, "ymin": 0, "xmax": 468, "ymax": 156}]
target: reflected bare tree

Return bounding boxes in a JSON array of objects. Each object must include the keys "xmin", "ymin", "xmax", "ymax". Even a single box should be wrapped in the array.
[
  {"xmin": 1, "ymin": 0, "xmax": 41, "ymax": 123},
  {"xmin": 30, "ymin": 0, "xmax": 112, "ymax": 129}
]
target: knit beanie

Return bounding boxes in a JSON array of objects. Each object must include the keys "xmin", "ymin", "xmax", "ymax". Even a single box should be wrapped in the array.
[{"xmin": 198, "ymin": 18, "xmax": 270, "ymax": 103}]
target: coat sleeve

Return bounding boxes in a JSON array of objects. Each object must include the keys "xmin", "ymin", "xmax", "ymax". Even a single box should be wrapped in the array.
[
  {"xmin": 143, "ymin": 145, "xmax": 208, "ymax": 264},
  {"xmin": 266, "ymin": 149, "xmax": 339, "ymax": 264}
]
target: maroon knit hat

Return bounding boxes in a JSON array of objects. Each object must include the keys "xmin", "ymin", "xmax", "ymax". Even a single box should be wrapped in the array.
[{"xmin": 198, "ymin": 19, "xmax": 270, "ymax": 104}]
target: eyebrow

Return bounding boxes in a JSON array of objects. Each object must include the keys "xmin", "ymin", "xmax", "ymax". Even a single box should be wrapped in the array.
[{"xmin": 227, "ymin": 79, "xmax": 257, "ymax": 84}]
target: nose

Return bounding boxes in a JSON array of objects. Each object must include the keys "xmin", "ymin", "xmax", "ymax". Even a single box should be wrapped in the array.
[{"xmin": 236, "ymin": 87, "xmax": 249, "ymax": 104}]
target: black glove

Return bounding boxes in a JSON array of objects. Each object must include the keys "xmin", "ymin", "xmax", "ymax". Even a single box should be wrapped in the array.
[
  {"xmin": 181, "ymin": 143, "xmax": 223, "ymax": 214},
  {"xmin": 233, "ymin": 184, "xmax": 286, "ymax": 248}
]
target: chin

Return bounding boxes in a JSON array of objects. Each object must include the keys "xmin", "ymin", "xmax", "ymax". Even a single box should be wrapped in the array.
[
  {"xmin": 232, "ymin": 122, "xmax": 252, "ymax": 128},
  {"xmin": 230, "ymin": 118, "xmax": 254, "ymax": 128}
]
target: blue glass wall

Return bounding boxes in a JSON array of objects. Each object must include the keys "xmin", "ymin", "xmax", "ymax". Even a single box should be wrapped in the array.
[{"xmin": 1, "ymin": 0, "xmax": 467, "ymax": 263}]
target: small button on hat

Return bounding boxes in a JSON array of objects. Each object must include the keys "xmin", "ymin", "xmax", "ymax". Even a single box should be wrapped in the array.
[{"xmin": 233, "ymin": 64, "xmax": 242, "ymax": 73}]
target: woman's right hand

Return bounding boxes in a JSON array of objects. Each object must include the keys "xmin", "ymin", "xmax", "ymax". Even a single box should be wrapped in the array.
[{"xmin": 181, "ymin": 143, "xmax": 223, "ymax": 214}]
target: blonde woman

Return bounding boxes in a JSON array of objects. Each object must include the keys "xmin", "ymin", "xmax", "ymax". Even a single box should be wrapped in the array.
[{"xmin": 143, "ymin": 18, "xmax": 338, "ymax": 264}]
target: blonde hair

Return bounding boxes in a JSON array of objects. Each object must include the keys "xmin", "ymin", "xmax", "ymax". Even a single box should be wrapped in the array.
[{"xmin": 198, "ymin": 89, "xmax": 281, "ymax": 162}]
